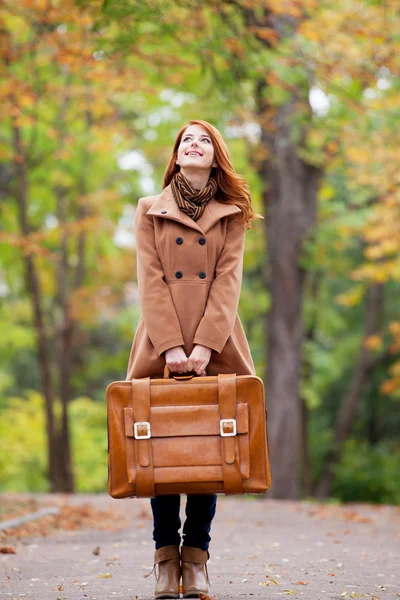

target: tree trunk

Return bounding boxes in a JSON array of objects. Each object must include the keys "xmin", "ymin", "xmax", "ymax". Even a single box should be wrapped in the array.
[
  {"xmin": 52, "ymin": 84, "xmax": 77, "ymax": 493},
  {"xmin": 314, "ymin": 283, "xmax": 385, "ymax": 498},
  {"xmin": 11, "ymin": 118, "xmax": 63, "ymax": 491},
  {"xmin": 55, "ymin": 184, "xmax": 75, "ymax": 492},
  {"xmin": 256, "ymin": 90, "xmax": 322, "ymax": 499}
]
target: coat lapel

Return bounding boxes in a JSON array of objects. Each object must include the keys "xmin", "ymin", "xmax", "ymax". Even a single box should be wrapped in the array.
[{"xmin": 146, "ymin": 183, "xmax": 241, "ymax": 235}]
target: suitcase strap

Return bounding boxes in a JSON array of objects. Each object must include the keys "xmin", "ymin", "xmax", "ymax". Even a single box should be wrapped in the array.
[
  {"xmin": 218, "ymin": 374, "xmax": 244, "ymax": 495},
  {"xmin": 131, "ymin": 377, "xmax": 155, "ymax": 497}
]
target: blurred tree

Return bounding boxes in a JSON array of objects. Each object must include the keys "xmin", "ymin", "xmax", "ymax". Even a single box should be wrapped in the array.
[{"xmin": 0, "ymin": 0, "xmax": 143, "ymax": 491}]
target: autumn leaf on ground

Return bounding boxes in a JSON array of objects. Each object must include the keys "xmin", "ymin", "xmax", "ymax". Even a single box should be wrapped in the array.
[
  {"xmin": 0, "ymin": 545, "xmax": 17, "ymax": 554},
  {"xmin": 92, "ymin": 546, "xmax": 100, "ymax": 555},
  {"xmin": 96, "ymin": 572, "xmax": 112, "ymax": 578},
  {"xmin": 0, "ymin": 502, "xmax": 128, "ymax": 543},
  {"xmin": 260, "ymin": 579, "xmax": 279, "ymax": 586},
  {"xmin": 296, "ymin": 580, "xmax": 308, "ymax": 584}
]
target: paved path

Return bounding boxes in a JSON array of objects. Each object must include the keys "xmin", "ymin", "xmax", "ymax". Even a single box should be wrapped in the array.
[{"xmin": 0, "ymin": 494, "xmax": 399, "ymax": 600}]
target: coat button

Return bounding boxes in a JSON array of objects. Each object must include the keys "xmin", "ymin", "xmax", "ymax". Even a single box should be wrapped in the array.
[
  {"xmin": 175, "ymin": 271, "xmax": 183, "ymax": 278},
  {"xmin": 198, "ymin": 271, "xmax": 206, "ymax": 279},
  {"xmin": 176, "ymin": 237, "xmax": 183, "ymax": 244},
  {"xmin": 199, "ymin": 237, "xmax": 206, "ymax": 245},
  {"xmin": 161, "ymin": 210, "xmax": 167, "ymax": 214}
]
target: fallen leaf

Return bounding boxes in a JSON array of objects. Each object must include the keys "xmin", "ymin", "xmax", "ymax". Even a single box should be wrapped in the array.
[
  {"xmin": 92, "ymin": 546, "xmax": 100, "ymax": 555},
  {"xmin": 96, "ymin": 572, "xmax": 112, "ymax": 578},
  {"xmin": 259, "ymin": 579, "xmax": 280, "ymax": 587},
  {"xmin": 296, "ymin": 581, "xmax": 308, "ymax": 585},
  {"xmin": 0, "ymin": 545, "xmax": 17, "ymax": 554},
  {"xmin": 0, "ymin": 501, "xmax": 128, "ymax": 542}
]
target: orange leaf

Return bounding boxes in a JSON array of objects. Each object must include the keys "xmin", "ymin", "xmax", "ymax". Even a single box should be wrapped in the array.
[{"xmin": 0, "ymin": 546, "xmax": 17, "ymax": 554}]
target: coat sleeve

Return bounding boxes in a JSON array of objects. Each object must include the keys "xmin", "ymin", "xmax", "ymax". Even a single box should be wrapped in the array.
[
  {"xmin": 135, "ymin": 198, "xmax": 185, "ymax": 356},
  {"xmin": 193, "ymin": 213, "xmax": 245, "ymax": 353}
]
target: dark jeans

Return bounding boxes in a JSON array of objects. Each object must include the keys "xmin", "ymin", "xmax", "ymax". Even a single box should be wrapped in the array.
[{"xmin": 150, "ymin": 494, "xmax": 217, "ymax": 551}]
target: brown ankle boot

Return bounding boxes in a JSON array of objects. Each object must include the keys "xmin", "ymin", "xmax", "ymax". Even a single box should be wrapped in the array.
[
  {"xmin": 144, "ymin": 544, "xmax": 181, "ymax": 599},
  {"xmin": 181, "ymin": 546, "xmax": 210, "ymax": 598}
]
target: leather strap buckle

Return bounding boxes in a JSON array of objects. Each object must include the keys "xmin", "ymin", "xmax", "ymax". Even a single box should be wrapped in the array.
[
  {"xmin": 134, "ymin": 421, "xmax": 151, "ymax": 439},
  {"xmin": 220, "ymin": 418, "xmax": 237, "ymax": 437}
]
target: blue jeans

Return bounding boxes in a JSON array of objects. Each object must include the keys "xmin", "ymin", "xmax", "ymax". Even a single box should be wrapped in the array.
[{"xmin": 150, "ymin": 494, "xmax": 217, "ymax": 551}]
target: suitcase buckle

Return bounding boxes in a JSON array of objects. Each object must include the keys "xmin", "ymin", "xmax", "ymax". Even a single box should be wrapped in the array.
[
  {"xmin": 220, "ymin": 418, "xmax": 237, "ymax": 437},
  {"xmin": 134, "ymin": 421, "xmax": 151, "ymax": 439}
]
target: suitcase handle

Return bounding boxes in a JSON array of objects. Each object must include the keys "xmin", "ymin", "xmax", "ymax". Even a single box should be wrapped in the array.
[{"xmin": 163, "ymin": 364, "xmax": 207, "ymax": 379}]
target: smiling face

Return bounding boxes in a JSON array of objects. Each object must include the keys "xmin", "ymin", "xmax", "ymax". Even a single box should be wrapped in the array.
[{"xmin": 176, "ymin": 124, "xmax": 218, "ymax": 171}]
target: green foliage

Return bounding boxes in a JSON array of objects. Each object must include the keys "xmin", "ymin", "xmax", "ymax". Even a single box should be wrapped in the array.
[
  {"xmin": 332, "ymin": 439, "xmax": 400, "ymax": 505},
  {"xmin": 309, "ymin": 415, "xmax": 400, "ymax": 505},
  {"xmin": 0, "ymin": 392, "xmax": 47, "ymax": 492},
  {"xmin": 70, "ymin": 397, "xmax": 108, "ymax": 493},
  {"xmin": 0, "ymin": 394, "xmax": 107, "ymax": 493}
]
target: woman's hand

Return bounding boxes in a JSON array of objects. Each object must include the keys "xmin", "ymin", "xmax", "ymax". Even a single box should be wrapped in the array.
[
  {"xmin": 164, "ymin": 344, "xmax": 212, "ymax": 375},
  {"xmin": 164, "ymin": 346, "xmax": 191, "ymax": 374},
  {"xmin": 187, "ymin": 344, "xmax": 212, "ymax": 376}
]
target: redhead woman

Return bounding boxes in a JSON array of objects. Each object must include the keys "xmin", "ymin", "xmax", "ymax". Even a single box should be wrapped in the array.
[{"xmin": 125, "ymin": 119, "xmax": 261, "ymax": 599}]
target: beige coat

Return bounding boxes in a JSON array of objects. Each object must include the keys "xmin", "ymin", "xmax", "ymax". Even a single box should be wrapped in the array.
[{"xmin": 125, "ymin": 183, "xmax": 256, "ymax": 380}]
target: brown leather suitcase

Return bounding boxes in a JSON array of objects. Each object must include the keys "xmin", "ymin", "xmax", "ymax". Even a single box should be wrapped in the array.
[{"xmin": 106, "ymin": 366, "xmax": 271, "ymax": 498}]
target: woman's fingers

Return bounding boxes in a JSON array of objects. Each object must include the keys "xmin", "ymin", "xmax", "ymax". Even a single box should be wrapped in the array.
[{"xmin": 165, "ymin": 344, "xmax": 212, "ymax": 375}]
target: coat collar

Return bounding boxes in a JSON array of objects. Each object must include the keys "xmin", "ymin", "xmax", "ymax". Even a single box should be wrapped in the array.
[{"xmin": 145, "ymin": 183, "xmax": 242, "ymax": 235}]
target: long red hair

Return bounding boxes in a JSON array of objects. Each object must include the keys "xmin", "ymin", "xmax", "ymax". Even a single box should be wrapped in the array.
[{"xmin": 162, "ymin": 119, "xmax": 263, "ymax": 229}]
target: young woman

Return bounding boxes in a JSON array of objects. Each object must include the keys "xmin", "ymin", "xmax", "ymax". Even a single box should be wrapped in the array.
[{"xmin": 126, "ymin": 119, "xmax": 261, "ymax": 599}]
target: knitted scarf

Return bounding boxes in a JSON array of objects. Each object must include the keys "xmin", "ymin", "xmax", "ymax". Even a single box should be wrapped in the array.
[{"xmin": 170, "ymin": 171, "xmax": 218, "ymax": 221}]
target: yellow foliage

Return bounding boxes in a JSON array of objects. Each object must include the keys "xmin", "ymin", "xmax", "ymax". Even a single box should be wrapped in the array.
[
  {"xmin": 13, "ymin": 114, "xmax": 35, "ymax": 128},
  {"xmin": 299, "ymin": 21, "xmax": 320, "ymax": 42},
  {"xmin": 363, "ymin": 335, "xmax": 383, "ymax": 351},
  {"xmin": 388, "ymin": 321, "xmax": 400, "ymax": 336},
  {"xmin": 346, "ymin": 147, "xmax": 372, "ymax": 165},
  {"xmin": 335, "ymin": 285, "xmax": 365, "ymax": 307},
  {"xmin": 19, "ymin": 93, "xmax": 36, "ymax": 108},
  {"xmin": 379, "ymin": 359, "xmax": 400, "ymax": 397}
]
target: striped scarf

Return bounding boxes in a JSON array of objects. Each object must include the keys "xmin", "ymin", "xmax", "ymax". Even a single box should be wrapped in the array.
[{"xmin": 171, "ymin": 171, "xmax": 218, "ymax": 221}]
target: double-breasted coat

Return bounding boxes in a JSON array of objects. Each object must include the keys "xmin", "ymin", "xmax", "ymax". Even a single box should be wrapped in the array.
[{"xmin": 125, "ymin": 182, "xmax": 256, "ymax": 380}]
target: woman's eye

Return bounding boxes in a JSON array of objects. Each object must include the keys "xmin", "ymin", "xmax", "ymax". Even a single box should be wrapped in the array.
[{"xmin": 183, "ymin": 137, "xmax": 210, "ymax": 143}]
